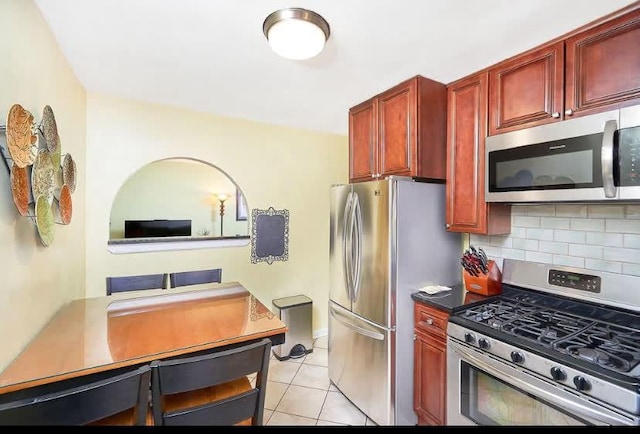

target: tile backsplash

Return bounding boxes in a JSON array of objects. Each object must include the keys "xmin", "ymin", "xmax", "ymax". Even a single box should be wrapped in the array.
[{"xmin": 469, "ymin": 204, "xmax": 640, "ymax": 277}]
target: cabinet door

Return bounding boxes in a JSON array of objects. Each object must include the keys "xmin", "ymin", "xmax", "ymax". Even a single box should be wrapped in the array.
[
  {"xmin": 349, "ymin": 99, "xmax": 377, "ymax": 183},
  {"xmin": 565, "ymin": 8, "xmax": 640, "ymax": 118},
  {"xmin": 413, "ymin": 328, "xmax": 446, "ymax": 426},
  {"xmin": 446, "ymin": 73, "xmax": 511, "ymax": 235},
  {"xmin": 377, "ymin": 80, "xmax": 417, "ymax": 178},
  {"xmin": 488, "ymin": 41, "xmax": 564, "ymax": 135}
]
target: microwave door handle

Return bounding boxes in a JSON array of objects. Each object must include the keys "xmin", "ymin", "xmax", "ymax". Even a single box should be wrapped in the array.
[{"xmin": 601, "ymin": 119, "xmax": 617, "ymax": 199}]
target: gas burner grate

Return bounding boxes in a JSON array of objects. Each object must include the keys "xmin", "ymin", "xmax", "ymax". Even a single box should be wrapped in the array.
[
  {"xmin": 461, "ymin": 300, "xmax": 538, "ymax": 327},
  {"xmin": 501, "ymin": 310, "xmax": 594, "ymax": 347},
  {"xmin": 555, "ymin": 323, "xmax": 640, "ymax": 374},
  {"xmin": 457, "ymin": 290, "xmax": 640, "ymax": 375}
]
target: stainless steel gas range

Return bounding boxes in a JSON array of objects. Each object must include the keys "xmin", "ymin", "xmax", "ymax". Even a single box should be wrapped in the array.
[{"xmin": 447, "ymin": 259, "xmax": 640, "ymax": 426}]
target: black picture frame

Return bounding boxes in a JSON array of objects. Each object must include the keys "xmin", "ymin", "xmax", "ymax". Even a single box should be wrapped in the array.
[
  {"xmin": 236, "ymin": 188, "xmax": 247, "ymax": 221},
  {"xmin": 250, "ymin": 207, "xmax": 289, "ymax": 265}
]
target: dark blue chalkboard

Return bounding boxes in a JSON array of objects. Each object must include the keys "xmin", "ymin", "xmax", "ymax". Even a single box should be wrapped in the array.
[{"xmin": 250, "ymin": 207, "xmax": 289, "ymax": 264}]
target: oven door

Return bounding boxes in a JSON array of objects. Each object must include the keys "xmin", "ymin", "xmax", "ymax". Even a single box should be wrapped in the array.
[{"xmin": 446, "ymin": 339, "xmax": 637, "ymax": 426}]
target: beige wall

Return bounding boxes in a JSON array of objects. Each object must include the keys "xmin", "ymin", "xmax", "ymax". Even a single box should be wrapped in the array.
[
  {"xmin": 0, "ymin": 0, "xmax": 86, "ymax": 371},
  {"xmin": 0, "ymin": 0, "xmax": 346, "ymax": 373},
  {"xmin": 85, "ymin": 93, "xmax": 348, "ymax": 335}
]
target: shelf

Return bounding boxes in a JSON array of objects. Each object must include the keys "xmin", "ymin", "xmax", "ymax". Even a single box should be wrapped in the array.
[{"xmin": 107, "ymin": 236, "xmax": 250, "ymax": 254}]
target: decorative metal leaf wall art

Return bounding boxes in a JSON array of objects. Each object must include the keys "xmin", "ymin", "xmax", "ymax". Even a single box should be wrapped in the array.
[
  {"xmin": 1, "ymin": 104, "xmax": 76, "ymax": 246},
  {"xmin": 6, "ymin": 104, "xmax": 38, "ymax": 168},
  {"xmin": 10, "ymin": 162, "xmax": 30, "ymax": 216},
  {"xmin": 35, "ymin": 194, "xmax": 55, "ymax": 247},
  {"xmin": 58, "ymin": 184, "xmax": 73, "ymax": 225},
  {"xmin": 31, "ymin": 149, "xmax": 55, "ymax": 205},
  {"xmin": 62, "ymin": 153, "xmax": 76, "ymax": 193},
  {"xmin": 41, "ymin": 105, "xmax": 60, "ymax": 154}
]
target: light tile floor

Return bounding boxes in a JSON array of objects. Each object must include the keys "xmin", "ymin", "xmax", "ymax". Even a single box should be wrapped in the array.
[{"xmin": 250, "ymin": 335, "xmax": 377, "ymax": 426}]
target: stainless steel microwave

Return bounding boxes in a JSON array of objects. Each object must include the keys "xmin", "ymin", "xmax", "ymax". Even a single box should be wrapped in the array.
[{"xmin": 485, "ymin": 105, "xmax": 640, "ymax": 203}]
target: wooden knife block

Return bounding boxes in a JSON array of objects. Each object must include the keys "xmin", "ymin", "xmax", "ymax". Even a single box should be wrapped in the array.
[{"xmin": 463, "ymin": 260, "xmax": 502, "ymax": 296}]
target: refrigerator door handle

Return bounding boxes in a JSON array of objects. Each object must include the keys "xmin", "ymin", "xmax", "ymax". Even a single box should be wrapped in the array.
[
  {"xmin": 352, "ymin": 192, "xmax": 363, "ymax": 302},
  {"xmin": 329, "ymin": 304, "xmax": 385, "ymax": 340},
  {"xmin": 342, "ymin": 192, "xmax": 354, "ymax": 302}
]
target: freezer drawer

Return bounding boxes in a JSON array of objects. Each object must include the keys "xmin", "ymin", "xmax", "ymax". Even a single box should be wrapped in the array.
[{"xmin": 328, "ymin": 302, "xmax": 393, "ymax": 425}]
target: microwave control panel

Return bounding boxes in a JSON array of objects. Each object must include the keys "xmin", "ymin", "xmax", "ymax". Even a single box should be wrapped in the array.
[
  {"xmin": 619, "ymin": 126, "xmax": 640, "ymax": 187},
  {"xmin": 548, "ymin": 269, "xmax": 601, "ymax": 293}
]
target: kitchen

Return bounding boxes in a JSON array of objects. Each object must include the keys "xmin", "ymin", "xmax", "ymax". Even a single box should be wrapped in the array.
[{"xmin": 1, "ymin": 0, "xmax": 640, "ymax": 426}]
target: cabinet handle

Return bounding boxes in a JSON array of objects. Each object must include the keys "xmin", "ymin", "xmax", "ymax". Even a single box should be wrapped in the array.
[
  {"xmin": 371, "ymin": 174, "xmax": 376, "ymax": 178},
  {"xmin": 551, "ymin": 112, "xmax": 560, "ymax": 118},
  {"xmin": 413, "ymin": 334, "xmax": 417, "ymax": 341},
  {"xmin": 565, "ymin": 109, "xmax": 574, "ymax": 116},
  {"xmin": 446, "ymin": 223, "xmax": 451, "ymax": 229},
  {"xmin": 426, "ymin": 318, "xmax": 433, "ymax": 325}
]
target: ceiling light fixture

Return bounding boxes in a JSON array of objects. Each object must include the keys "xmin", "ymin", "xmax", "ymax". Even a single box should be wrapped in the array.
[{"xmin": 263, "ymin": 8, "xmax": 330, "ymax": 60}]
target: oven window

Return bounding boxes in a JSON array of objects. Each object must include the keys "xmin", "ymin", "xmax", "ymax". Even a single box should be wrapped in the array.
[{"xmin": 459, "ymin": 361, "xmax": 588, "ymax": 425}]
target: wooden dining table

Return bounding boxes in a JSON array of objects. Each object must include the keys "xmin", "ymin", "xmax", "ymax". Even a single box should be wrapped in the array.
[{"xmin": 0, "ymin": 282, "xmax": 288, "ymax": 396}]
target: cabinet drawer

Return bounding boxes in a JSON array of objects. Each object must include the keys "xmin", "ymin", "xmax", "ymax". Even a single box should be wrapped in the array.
[{"xmin": 414, "ymin": 303, "xmax": 449, "ymax": 338}]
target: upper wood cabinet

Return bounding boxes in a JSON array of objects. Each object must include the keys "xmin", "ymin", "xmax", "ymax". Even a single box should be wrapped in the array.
[
  {"xmin": 446, "ymin": 72, "xmax": 511, "ymax": 235},
  {"xmin": 565, "ymin": 7, "xmax": 640, "ymax": 118},
  {"xmin": 488, "ymin": 41, "xmax": 564, "ymax": 135},
  {"xmin": 488, "ymin": 7, "xmax": 640, "ymax": 136},
  {"xmin": 349, "ymin": 75, "xmax": 447, "ymax": 183},
  {"xmin": 349, "ymin": 98, "xmax": 377, "ymax": 181}
]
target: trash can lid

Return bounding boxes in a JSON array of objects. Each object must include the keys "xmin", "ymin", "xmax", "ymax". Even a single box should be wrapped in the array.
[{"xmin": 272, "ymin": 295, "xmax": 312, "ymax": 309}]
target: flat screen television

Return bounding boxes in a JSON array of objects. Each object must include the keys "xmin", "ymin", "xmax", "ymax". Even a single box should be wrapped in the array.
[{"xmin": 124, "ymin": 219, "xmax": 192, "ymax": 238}]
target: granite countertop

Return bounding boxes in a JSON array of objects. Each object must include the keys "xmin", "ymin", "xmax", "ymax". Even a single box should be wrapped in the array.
[{"xmin": 411, "ymin": 283, "xmax": 498, "ymax": 314}]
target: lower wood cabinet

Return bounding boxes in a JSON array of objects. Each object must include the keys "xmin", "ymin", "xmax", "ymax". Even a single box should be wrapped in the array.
[{"xmin": 413, "ymin": 302, "xmax": 449, "ymax": 426}]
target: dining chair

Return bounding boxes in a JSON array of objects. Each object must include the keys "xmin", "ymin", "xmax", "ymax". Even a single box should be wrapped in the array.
[
  {"xmin": 150, "ymin": 338, "xmax": 271, "ymax": 426},
  {"xmin": 106, "ymin": 273, "xmax": 168, "ymax": 295},
  {"xmin": 168, "ymin": 268, "xmax": 222, "ymax": 288},
  {"xmin": 0, "ymin": 365, "xmax": 151, "ymax": 426}
]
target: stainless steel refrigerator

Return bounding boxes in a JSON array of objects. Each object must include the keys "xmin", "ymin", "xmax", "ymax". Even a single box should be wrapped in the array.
[{"xmin": 328, "ymin": 176, "xmax": 461, "ymax": 426}]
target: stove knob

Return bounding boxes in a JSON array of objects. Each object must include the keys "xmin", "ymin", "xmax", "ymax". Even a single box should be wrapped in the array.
[
  {"xmin": 510, "ymin": 351, "xmax": 525, "ymax": 364},
  {"xmin": 464, "ymin": 333, "xmax": 476, "ymax": 344},
  {"xmin": 550, "ymin": 367, "xmax": 566, "ymax": 381},
  {"xmin": 573, "ymin": 376, "xmax": 592, "ymax": 392},
  {"xmin": 478, "ymin": 338, "xmax": 490, "ymax": 350}
]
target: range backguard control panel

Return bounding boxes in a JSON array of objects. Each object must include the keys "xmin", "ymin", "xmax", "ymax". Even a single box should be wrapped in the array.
[{"xmin": 548, "ymin": 269, "xmax": 601, "ymax": 293}]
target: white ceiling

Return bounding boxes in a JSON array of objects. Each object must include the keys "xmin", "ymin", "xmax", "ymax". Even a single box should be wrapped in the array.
[{"xmin": 35, "ymin": 0, "xmax": 636, "ymax": 136}]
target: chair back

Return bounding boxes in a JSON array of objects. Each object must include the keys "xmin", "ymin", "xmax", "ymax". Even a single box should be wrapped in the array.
[
  {"xmin": 0, "ymin": 365, "xmax": 151, "ymax": 426},
  {"xmin": 150, "ymin": 338, "xmax": 271, "ymax": 426},
  {"xmin": 169, "ymin": 268, "xmax": 222, "ymax": 288},
  {"xmin": 106, "ymin": 273, "xmax": 168, "ymax": 295}
]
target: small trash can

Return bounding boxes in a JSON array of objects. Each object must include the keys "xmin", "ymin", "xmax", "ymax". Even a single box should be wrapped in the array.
[{"xmin": 272, "ymin": 295, "xmax": 313, "ymax": 361}]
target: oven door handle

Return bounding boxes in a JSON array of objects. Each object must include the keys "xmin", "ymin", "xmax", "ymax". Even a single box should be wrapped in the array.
[{"xmin": 451, "ymin": 343, "xmax": 627, "ymax": 426}]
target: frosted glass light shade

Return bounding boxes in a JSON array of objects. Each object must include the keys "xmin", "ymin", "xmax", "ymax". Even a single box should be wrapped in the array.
[{"xmin": 263, "ymin": 8, "xmax": 330, "ymax": 60}]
